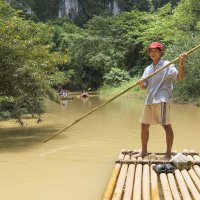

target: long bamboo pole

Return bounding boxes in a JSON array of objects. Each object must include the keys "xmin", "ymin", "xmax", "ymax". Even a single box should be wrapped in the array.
[
  {"xmin": 175, "ymin": 169, "xmax": 192, "ymax": 200},
  {"xmin": 123, "ymin": 155, "xmax": 136, "ymax": 200},
  {"xmin": 167, "ymin": 173, "xmax": 181, "ymax": 200},
  {"xmin": 115, "ymin": 160, "xmax": 200, "ymax": 165},
  {"xmin": 150, "ymin": 165, "xmax": 160, "ymax": 200},
  {"xmin": 102, "ymin": 150, "xmax": 125, "ymax": 200},
  {"xmin": 112, "ymin": 155, "xmax": 130, "ymax": 200},
  {"xmin": 43, "ymin": 43, "xmax": 200, "ymax": 143},
  {"xmin": 192, "ymin": 155, "xmax": 200, "ymax": 178},
  {"xmin": 160, "ymin": 173, "xmax": 173, "ymax": 200},
  {"xmin": 181, "ymin": 169, "xmax": 200, "ymax": 200},
  {"xmin": 132, "ymin": 163, "xmax": 142, "ymax": 200},
  {"xmin": 142, "ymin": 164, "xmax": 150, "ymax": 200},
  {"xmin": 187, "ymin": 155, "xmax": 200, "ymax": 192},
  {"xmin": 121, "ymin": 150, "xmax": 199, "ymax": 156}
]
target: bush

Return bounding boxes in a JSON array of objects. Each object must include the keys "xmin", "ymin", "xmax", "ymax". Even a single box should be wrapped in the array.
[
  {"xmin": 103, "ymin": 67, "xmax": 131, "ymax": 87},
  {"xmin": 165, "ymin": 33, "xmax": 200, "ymax": 101}
]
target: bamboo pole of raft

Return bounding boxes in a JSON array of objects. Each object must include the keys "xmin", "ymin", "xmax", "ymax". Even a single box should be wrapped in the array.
[
  {"xmin": 181, "ymin": 169, "xmax": 200, "ymax": 200},
  {"xmin": 160, "ymin": 173, "xmax": 173, "ymax": 200},
  {"xmin": 167, "ymin": 173, "xmax": 181, "ymax": 200},
  {"xmin": 123, "ymin": 156, "xmax": 136, "ymax": 200},
  {"xmin": 112, "ymin": 155, "xmax": 130, "ymax": 200},
  {"xmin": 115, "ymin": 160, "xmax": 200, "ymax": 165},
  {"xmin": 102, "ymin": 151, "xmax": 125, "ymax": 200},
  {"xmin": 188, "ymin": 168, "xmax": 200, "ymax": 192},
  {"xmin": 193, "ymin": 155, "xmax": 200, "ymax": 161},
  {"xmin": 132, "ymin": 162, "xmax": 142, "ymax": 200},
  {"xmin": 121, "ymin": 151, "xmax": 199, "ymax": 156},
  {"xmin": 43, "ymin": 43, "xmax": 200, "ymax": 143},
  {"xmin": 142, "ymin": 164, "xmax": 150, "ymax": 200},
  {"xmin": 187, "ymin": 155, "xmax": 200, "ymax": 192},
  {"xmin": 175, "ymin": 169, "xmax": 192, "ymax": 200},
  {"xmin": 193, "ymin": 155, "xmax": 200, "ymax": 178},
  {"xmin": 150, "ymin": 165, "xmax": 160, "ymax": 200},
  {"xmin": 193, "ymin": 165, "xmax": 200, "ymax": 179}
]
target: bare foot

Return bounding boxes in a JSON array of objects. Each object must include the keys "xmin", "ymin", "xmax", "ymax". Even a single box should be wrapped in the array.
[
  {"xmin": 161, "ymin": 154, "xmax": 171, "ymax": 161},
  {"xmin": 133, "ymin": 151, "xmax": 148, "ymax": 158}
]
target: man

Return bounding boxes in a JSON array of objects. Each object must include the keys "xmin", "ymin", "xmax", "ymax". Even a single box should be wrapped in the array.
[{"xmin": 135, "ymin": 42, "xmax": 187, "ymax": 160}]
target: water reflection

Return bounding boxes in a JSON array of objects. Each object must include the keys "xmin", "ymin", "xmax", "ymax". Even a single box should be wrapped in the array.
[{"xmin": 80, "ymin": 96, "xmax": 90, "ymax": 104}]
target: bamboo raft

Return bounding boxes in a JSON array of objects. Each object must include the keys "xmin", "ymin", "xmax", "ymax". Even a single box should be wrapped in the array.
[
  {"xmin": 102, "ymin": 149, "xmax": 200, "ymax": 200},
  {"xmin": 60, "ymin": 96, "xmax": 74, "ymax": 100}
]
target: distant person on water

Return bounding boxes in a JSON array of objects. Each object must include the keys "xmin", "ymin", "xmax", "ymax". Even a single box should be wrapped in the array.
[
  {"xmin": 59, "ymin": 89, "xmax": 64, "ymax": 97},
  {"xmin": 135, "ymin": 42, "xmax": 187, "ymax": 160},
  {"xmin": 59, "ymin": 88, "xmax": 68, "ymax": 98},
  {"xmin": 81, "ymin": 90, "xmax": 89, "ymax": 98},
  {"xmin": 62, "ymin": 89, "xmax": 68, "ymax": 97}
]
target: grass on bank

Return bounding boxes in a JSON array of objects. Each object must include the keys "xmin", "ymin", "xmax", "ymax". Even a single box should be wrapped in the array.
[
  {"xmin": 100, "ymin": 78, "xmax": 200, "ymax": 106},
  {"xmin": 100, "ymin": 78, "xmax": 146, "ymax": 99}
]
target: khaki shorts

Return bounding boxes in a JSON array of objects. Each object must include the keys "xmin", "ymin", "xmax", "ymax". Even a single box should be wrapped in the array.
[{"xmin": 140, "ymin": 103, "xmax": 171, "ymax": 125}]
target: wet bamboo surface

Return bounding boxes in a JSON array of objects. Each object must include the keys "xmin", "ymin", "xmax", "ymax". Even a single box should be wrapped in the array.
[{"xmin": 102, "ymin": 149, "xmax": 200, "ymax": 200}]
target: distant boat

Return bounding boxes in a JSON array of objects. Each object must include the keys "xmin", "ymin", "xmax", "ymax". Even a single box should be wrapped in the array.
[
  {"xmin": 80, "ymin": 92, "xmax": 89, "ymax": 98},
  {"xmin": 60, "ymin": 96, "xmax": 74, "ymax": 100}
]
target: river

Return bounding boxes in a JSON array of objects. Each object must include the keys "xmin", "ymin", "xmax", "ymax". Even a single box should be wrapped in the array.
[{"xmin": 0, "ymin": 95, "xmax": 200, "ymax": 200}]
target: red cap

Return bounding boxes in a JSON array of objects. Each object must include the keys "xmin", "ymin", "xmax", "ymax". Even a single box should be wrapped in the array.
[{"xmin": 147, "ymin": 42, "xmax": 164, "ymax": 54}]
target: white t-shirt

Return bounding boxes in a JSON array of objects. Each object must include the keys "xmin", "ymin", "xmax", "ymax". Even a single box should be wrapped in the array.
[{"xmin": 141, "ymin": 59, "xmax": 178, "ymax": 105}]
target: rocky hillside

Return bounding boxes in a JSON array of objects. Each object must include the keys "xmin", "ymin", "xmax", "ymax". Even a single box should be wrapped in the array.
[{"xmin": 6, "ymin": 0, "xmax": 180, "ymax": 25}]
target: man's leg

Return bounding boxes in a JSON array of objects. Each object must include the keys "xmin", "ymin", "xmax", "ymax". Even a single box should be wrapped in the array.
[
  {"xmin": 134, "ymin": 123, "xmax": 150, "ymax": 158},
  {"xmin": 162, "ymin": 124, "xmax": 174, "ymax": 160}
]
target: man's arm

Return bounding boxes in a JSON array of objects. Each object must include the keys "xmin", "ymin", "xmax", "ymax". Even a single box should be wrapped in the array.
[
  {"xmin": 137, "ymin": 80, "xmax": 148, "ymax": 89},
  {"xmin": 177, "ymin": 53, "xmax": 187, "ymax": 81},
  {"xmin": 137, "ymin": 68, "xmax": 149, "ymax": 89},
  {"xmin": 137, "ymin": 80, "xmax": 145, "ymax": 89}
]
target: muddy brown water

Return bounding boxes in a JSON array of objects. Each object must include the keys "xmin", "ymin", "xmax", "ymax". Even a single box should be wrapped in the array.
[{"xmin": 0, "ymin": 95, "xmax": 200, "ymax": 200}]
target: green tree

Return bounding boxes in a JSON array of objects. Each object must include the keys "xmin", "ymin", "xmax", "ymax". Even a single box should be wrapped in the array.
[
  {"xmin": 0, "ymin": 13, "xmax": 68, "ymax": 121},
  {"xmin": 3, "ymin": 0, "xmax": 59, "ymax": 21},
  {"xmin": 165, "ymin": 34, "xmax": 200, "ymax": 101},
  {"xmin": 0, "ymin": 0, "xmax": 16, "ymax": 21},
  {"xmin": 65, "ymin": 33, "xmax": 118, "ymax": 89},
  {"xmin": 103, "ymin": 67, "xmax": 131, "ymax": 87},
  {"xmin": 173, "ymin": 0, "xmax": 200, "ymax": 32}
]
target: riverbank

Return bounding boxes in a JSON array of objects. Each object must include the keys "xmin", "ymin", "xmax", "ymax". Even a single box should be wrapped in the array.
[
  {"xmin": 100, "ymin": 80, "xmax": 200, "ymax": 106},
  {"xmin": 100, "ymin": 78, "xmax": 146, "ymax": 98}
]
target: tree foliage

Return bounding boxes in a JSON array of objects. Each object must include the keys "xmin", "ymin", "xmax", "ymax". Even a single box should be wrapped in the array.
[
  {"xmin": 6, "ymin": 0, "xmax": 59, "ymax": 21},
  {"xmin": 103, "ymin": 67, "xmax": 131, "ymax": 87},
  {"xmin": 1, "ymin": 0, "xmax": 200, "ymax": 122},
  {"xmin": 173, "ymin": 0, "xmax": 200, "ymax": 32},
  {"xmin": 165, "ymin": 34, "xmax": 200, "ymax": 101},
  {"xmin": 0, "ymin": 0, "xmax": 69, "ymax": 120},
  {"xmin": 48, "ymin": 0, "xmax": 200, "ymax": 94}
]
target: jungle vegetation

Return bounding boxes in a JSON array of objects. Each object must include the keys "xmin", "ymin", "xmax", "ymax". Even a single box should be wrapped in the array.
[{"xmin": 0, "ymin": 0, "xmax": 200, "ymax": 121}]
